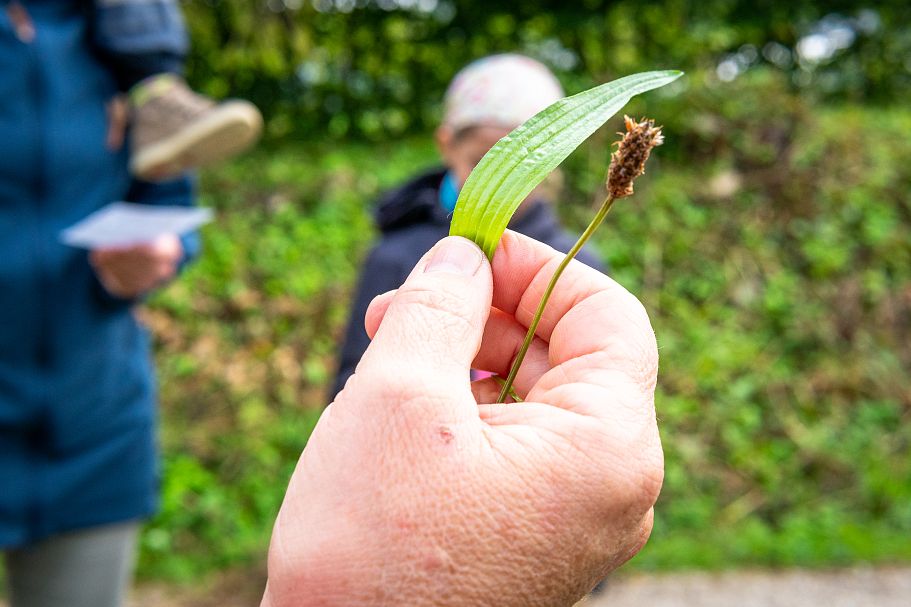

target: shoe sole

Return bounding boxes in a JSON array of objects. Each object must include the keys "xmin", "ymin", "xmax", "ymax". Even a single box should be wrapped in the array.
[{"xmin": 130, "ymin": 101, "xmax": 263, "ymax": 181}]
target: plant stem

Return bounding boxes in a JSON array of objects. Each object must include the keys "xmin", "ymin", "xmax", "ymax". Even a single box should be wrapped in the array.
[
  {"xmin": 492, "ymin": 376, "xmax": 523, "ymax": 403},
  {"xmin": 496, "ymin": 193, "xmax": 617, "ymax": 404}
]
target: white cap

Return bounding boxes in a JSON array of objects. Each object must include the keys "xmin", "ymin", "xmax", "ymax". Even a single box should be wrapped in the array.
[{"xmin": 442, "ymin": 53, "xmax": 565, "ymax": 132}]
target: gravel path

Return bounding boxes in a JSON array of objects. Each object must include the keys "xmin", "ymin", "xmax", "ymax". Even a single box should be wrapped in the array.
[{"xmin": 582, "ymin": 567, "xmax": 911, "ymax": 607}]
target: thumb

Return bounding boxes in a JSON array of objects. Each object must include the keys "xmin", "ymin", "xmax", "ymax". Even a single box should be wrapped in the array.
[{"xmin": 356, "ymin": 236, "xmax": 492, "ymax": 397}]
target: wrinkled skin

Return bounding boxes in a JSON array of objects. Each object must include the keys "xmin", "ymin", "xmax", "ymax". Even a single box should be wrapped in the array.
[
  {"xmin": 90, "ymin": 234, "xmax": 182, "ymax": 298},
  {"xmin": 263, "ymin": 232, "xmax": 662, "ymax": 606}
]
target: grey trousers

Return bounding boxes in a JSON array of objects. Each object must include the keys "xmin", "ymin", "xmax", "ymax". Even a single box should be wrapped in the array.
[{"xmin": 3, "ymin": 521, "xmax": 140, "ymax": 607}]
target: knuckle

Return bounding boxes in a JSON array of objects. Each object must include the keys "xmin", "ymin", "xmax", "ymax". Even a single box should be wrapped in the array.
[
  {"xmin": 634, "ymin": 334, "xmax": 659, "ymax": 394},
  {"xmin": 579, "ymin": 287, "xmax": 659, "ymax": 392},
  {"xmin": 589, "ymin": 341, "xmax": 657, "ymax": 396},
  {"xmin": 586, "ymin": 418, "xmax": 663, "ymax": 517},
  {"xmin": 623, "ymin": 439, "xmax": 665, "ymax": 513},
  {"xmin": 360, "ymin": 373, "xmax": 457, "ymax": 423},
  {"xmin": 395, "ymin": 282, "xmax": 476, "ymax": 332},
  {"xmin": 636, "ymin": 457, "xmax": 665, "ymax": 510},
  {"xmin": 611, "ymin": 284, "xmax": 654, "ymax": 335},
  {"xmin": 613, "ymin": 290, "xmax": 659, "ymax": 391}
]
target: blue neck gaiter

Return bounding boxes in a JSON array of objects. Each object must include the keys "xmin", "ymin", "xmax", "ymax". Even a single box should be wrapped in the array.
[{"xmin": 439, "ymin": 171, "xmax": 459, "ymax": 214}]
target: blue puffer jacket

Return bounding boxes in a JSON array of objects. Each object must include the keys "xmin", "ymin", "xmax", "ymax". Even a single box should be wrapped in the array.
[{"xmin": 0, "ymin": 0, "xmax": 196, "ymax": 547}]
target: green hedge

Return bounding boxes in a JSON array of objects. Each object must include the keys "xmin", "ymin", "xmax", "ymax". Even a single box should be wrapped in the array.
[
  {"xmin": 141, "ymin": 75, "xmax": 911, "ymax": 578},
  {"xmin": 182, "ymin": 0, "xmax": 911, "ymax": 140}
]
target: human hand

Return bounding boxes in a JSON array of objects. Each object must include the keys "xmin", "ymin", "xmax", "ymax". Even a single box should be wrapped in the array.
[
  {"xmin": 89, "ymin": 234, "xmax": 183, "ymax": 299},
  {"xmin": 262, "ymin": 232, "xmax": 662, "ymax": 607},
  {"xmin": 106, "ymin": 95, "xmax": 128, "ymax": 151}
]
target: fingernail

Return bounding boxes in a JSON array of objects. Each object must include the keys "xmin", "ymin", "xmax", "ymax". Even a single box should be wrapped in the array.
[{"xmin": 424, "ymin": 237, "xmax": 484, "ymax": 276}]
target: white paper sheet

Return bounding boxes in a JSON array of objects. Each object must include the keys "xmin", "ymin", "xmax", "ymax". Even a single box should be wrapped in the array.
[{"xmin": 60, "ymin": 202, "xmax": 213, "ymax": 249}]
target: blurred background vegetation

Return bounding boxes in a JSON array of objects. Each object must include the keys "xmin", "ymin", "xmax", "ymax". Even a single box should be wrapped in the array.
[{"xmin": 140, "ymin": 0, "xmax": 911, "ymax": 584}]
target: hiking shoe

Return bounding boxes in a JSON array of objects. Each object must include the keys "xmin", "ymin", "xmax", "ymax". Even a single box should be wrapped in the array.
[{"xmin": 129, "ymin": 74, "xmax": 263, "ymax": 181}]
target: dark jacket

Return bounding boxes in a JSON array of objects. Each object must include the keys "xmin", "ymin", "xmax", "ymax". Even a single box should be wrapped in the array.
[
  {"xmin": 0, "ymin": 0, "xmax": 196, "ymax": 548},
  {"xmin": 330, "ymin": 167, "xmax": 604, "ymax": 399}
]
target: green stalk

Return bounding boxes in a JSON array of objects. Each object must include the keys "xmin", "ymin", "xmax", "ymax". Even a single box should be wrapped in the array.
[{"xmin": 496, "ymin": 192, "xmax": 617, "ymax": 404}]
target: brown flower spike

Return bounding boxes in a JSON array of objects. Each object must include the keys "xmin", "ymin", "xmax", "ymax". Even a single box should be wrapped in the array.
[
  {"xmin": 607, "ymin": 116, "xmax": 664, "ymax": 199},
  {"xmin": 497, "ymin": 114, "xmax": 666, "ymax": 404}
]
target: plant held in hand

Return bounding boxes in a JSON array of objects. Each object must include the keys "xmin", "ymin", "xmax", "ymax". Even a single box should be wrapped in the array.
[
  {"xmin": 496, "ymin": 116, "xmax": 665, "ymax": 402},
  {"xmin": 448, "ymin": 71, "xmax": 679, "ymax": 403}
]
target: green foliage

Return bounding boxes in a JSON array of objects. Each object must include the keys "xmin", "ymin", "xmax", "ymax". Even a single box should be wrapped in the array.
[
  {"xmin": 572, "ymin": 73, "xmax": 911, "ymax": 569},
  {"xmin": 450, "ymin": 70, "xmax": 681, "ymax": 258},
  {"xmin": 182, "ymin": 0, "xmax": 911, "ymax": 140},
  {"xmin": 142, "ymin": 72, "xmax": 911, "ymax": 578}
]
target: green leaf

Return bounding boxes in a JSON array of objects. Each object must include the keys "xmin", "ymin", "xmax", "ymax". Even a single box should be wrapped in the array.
[{"xmin": 449, "ymin": 70, "xmax": 683, "ymax": 259}]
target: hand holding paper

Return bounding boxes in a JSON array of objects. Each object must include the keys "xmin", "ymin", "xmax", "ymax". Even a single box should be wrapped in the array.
[
  {"xmin": 61, "ymin": 202, "xmax": 210, "ymax": 298},
  {"xmin": 90, "ymin": 234, "xmax": 184, "ymax": 299},
  {"xmin": 60, "ymin": 202, "xmax": 212, "ymax": 249}
]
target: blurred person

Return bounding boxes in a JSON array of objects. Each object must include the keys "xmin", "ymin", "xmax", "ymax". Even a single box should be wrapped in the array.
[
  {"xmin": 263, "ymin": 233, "xmax": 662, "ymax": 606},
  {"xmin": 89, "ymin": 0, "xmax": 263, "ymax": 180},
  {"xmin": 1, "ymin": 1, "xmax": 200, "ymax": 605},
  {"xmin": 331, "ymin": 53, "xmax": 604, "ymax": 399},
  {"xmin": 51, "ymin": 0, "xmax": 260, "ymax": 181}
]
